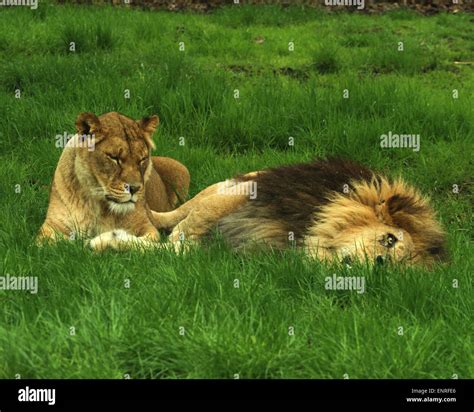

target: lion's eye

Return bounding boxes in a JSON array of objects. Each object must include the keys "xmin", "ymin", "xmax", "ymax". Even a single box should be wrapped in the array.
[
  {"xmin": 140, "ymin": 157, "xmax": 148, "ymax": 164},
  {"xmin": 379, "ymin": 233, "xmax": 398, "ymax": 248},
  {"xmin": 387, "ymin": 233, "xmax": 398, "ymax": 245}
]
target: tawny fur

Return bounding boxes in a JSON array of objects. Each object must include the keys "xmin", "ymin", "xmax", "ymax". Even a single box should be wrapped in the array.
[
  {"xmin": 37, "ymin": 111, "xmax": 190, "ymax": 251},
  {"xmin": 152, "ymin": 158, "xmax": 447, "ymax": 267}
]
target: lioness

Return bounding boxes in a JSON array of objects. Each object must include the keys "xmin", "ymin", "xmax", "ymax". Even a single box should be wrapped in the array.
[
  {"xmin": 151, "ymin": 158, "xmax": 447, "ymax": 267},
  {"xmin": 37, "ymin": 111, "xmax": 190, "ymax": 250}
]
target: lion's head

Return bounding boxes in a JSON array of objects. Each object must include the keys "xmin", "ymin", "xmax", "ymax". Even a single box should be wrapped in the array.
[
  {"xmin": 314, "ymin": 176, "xmax": 447, "ymax": 267},
  {"xmin": 72, "ymin": 111, "xmax": 158, "ymax": 214}
]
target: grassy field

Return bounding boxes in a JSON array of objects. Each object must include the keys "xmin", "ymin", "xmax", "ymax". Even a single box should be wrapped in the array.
[{"xmin": 0, "ymin": 3, "xmax": 472, "ymax": 379}]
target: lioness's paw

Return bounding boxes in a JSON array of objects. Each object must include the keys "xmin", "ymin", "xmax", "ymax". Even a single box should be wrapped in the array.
[{"xmin": 90, "ymin": 230, "xmax": 137, "ymax": 252}]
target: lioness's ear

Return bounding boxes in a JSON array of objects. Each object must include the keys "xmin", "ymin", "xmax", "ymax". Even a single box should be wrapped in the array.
[
  {"xmin": 138, "ymin": 115, "xmax": 159, "ymax": 134},
  {"xmin": 138, "ymin": 115, "xmax": 159, "ymax": 150},
  {"xmin": 76, "ymin": 112, "xmax": 101, "ymax": 135}
]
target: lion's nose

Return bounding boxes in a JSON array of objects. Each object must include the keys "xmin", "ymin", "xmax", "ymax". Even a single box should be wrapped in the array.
[
  {"xmin": 342, "ymin": 256, "xmax": 353, "ymax": 265},
  {"xmin": 376, "ymin": 255, "xmax": 392, "ymax": 265},
  {"xmin": 375, "ymin": 255, "xmax": 385, "ymax": 265},
  {"xmin": 127, "ymin": 183, "xmax": 142, "ymax": 195}
]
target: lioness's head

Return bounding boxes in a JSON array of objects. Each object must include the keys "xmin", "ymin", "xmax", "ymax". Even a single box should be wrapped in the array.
[{"xmin": 73, "ymin": 111, "xmax": 158, "ymax": 214}]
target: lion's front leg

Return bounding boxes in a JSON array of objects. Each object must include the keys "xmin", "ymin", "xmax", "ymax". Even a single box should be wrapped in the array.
[
  {"xmin": 168, "ymin": 190, "xmax": 249, "ymax": 253},
  {"xmin": 150, "ymin": 181, "xmax": 223, "ymax": 230}
]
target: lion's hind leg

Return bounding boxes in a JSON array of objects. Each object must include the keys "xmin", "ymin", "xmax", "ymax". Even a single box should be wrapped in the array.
[
  {"xmin": 150, "ymin": 181, "xmax": 223, "ymax": 230},
  {"xmin": 168, "ymin": 189, "xmax": 250, "ymax": 253}
]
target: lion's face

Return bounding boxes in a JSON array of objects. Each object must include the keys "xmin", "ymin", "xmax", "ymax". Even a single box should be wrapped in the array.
[
  {"xmin": 74, "ymin": 112, "xmax": 159, "ymax": 214},
  {"xmin": 333, "ymin": 224, "xmax": 415, "ymax": 265},
  {"xmin": 312, "ymin": 181, "xmax": 447, "ymax": 267},
  {"xmin": 328, "ymin": 190, "xmax": 447, "ymax": 267}
]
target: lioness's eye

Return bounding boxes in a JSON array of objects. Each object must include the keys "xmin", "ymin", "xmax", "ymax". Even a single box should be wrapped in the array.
[
  {"xmin": 106, "ymin": 154, "xmax": 120, "ymax": 164},
  {"xmin": 140, "ymin": 157, "xmax": 148, "ymax": 163}
]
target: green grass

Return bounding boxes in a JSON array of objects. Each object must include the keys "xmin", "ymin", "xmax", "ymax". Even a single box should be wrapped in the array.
[{"xmin": 0, "ymin": 3, "xmax": 473, "ymax": 379}]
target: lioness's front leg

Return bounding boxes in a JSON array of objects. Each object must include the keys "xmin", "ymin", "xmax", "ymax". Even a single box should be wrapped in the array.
[
  {"xmin": 36, "ymin": 221, "xmax": 71, "ymax": 245},
  {"xmin": 89, "ymin": 227, "xmax": 160, "ymax": 252}
]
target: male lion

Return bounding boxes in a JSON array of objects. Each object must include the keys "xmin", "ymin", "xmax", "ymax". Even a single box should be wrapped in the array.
[
  {"xmin": 37, "ymin": 111, "xmax": 190, "ymax": 250},
  {"xmin": 151, "ymin": 158, "xmax": 447, "ymax": 267}
]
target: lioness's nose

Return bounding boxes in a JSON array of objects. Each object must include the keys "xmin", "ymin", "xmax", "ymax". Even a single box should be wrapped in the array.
[{"xmin": 127, "ymin": 183, "xmax": 142, "ymax": 195}]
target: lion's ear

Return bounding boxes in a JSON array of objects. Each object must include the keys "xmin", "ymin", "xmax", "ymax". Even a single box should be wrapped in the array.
[
  {"xmin": 138, "ymin": 115, "xmax": 159, "ymax": 150},
  {"xmin": 75, "ymin": 112, "xmax": 101, "ymax": 135}
]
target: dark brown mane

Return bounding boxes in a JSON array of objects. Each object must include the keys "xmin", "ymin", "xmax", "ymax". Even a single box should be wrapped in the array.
[{"xmin": 236, "ymin": 158, "xmax": 376, "ymax": 242}]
